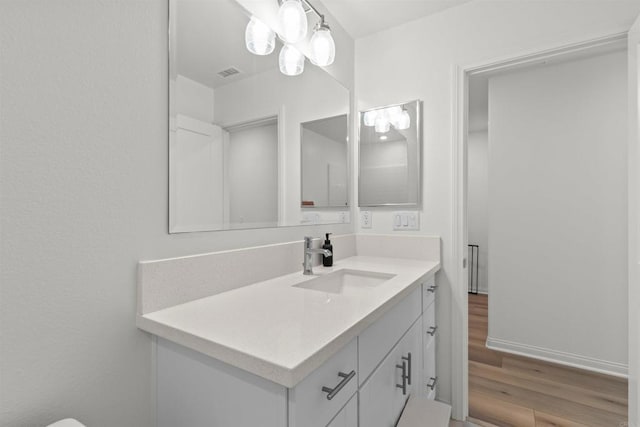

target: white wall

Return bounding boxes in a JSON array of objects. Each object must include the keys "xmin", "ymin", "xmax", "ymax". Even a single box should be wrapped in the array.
[
  {"xmin": 355, "ymin": 0, "xmax": 640, "ymax": 407},
  {"xmin": 486, "ymin": 51, "xmax": 628, "ymax": 373},
  {"xmin": 467, "ymin": 131, "xmax": 488, "ymax": 294},
  {"xmin": 0, "ymin": 1, "xmax": 353, "ymax": 426}
]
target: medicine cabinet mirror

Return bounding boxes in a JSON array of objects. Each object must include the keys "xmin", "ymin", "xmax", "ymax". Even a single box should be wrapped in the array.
[
  {"xmin": 358, "ymin": 100, "xmax": 422, "ymax": 207},
  {"xmin": 169, "ymin": 0, "xmax": 350, "ymax": 233}
]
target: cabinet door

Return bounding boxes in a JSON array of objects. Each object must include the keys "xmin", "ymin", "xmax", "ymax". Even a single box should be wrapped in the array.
[
  {"xmin": 157, "ymin": 339, "xmax": 286, "ymax": 427},
  {"xmin": 399, "ymin": 317, "xmax": 423, "ymax": 397},
  {"xmin": 327, "ymin": 394, "xmax": 358, "ymax": 427},
  {"xmin": 359, "ymin": 318, "xmax": 422, "ymax": 427}
]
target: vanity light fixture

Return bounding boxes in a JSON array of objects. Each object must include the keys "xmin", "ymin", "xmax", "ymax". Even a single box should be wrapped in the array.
[
  {"xmin": 309, "ymin": 16, "xmax": 335, "ymax": 66},
  {"xmin": 278, "ymin": 0, "xmax": 308, "ymax": 44},
  {"xmin": 244, "ymin": 0, "xmax": 336, "ymax": 76},
  {"xmin": 245, "ymin": 16, "xmax": 276, "ymax": 55},
  {"xmin": 279, "ymin": 44, "xmax": 305, "ymax": 76}
]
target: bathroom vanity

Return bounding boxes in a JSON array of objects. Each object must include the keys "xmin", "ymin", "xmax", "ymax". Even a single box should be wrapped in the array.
[{"xmin": 137, "ymin": 235, "xmax": 440, "ymax": 427}]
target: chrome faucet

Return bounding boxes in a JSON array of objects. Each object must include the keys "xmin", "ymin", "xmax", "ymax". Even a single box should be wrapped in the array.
[{"xmin": 303, "ymin": 236, "xmax": 332, "ymax": 275}]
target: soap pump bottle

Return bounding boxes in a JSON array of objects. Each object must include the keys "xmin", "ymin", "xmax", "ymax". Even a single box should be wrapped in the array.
[{"xmin": 322, "ymin": 233, "xmax": 333, "ymax": 267}]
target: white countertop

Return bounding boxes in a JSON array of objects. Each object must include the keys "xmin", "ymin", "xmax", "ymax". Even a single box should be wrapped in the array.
[{"xmin": 137, "ymin": 256, "xmax": 439, "ymax": 388}]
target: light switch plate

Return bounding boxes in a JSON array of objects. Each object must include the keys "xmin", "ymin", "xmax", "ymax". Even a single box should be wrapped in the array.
[
  {"xmin": 393, "ymin": 211, "xmax": 420, "ymax": 231},
  {"xmin": 361, "ymin": 210, "xmax": 372, "ymax": 228}
]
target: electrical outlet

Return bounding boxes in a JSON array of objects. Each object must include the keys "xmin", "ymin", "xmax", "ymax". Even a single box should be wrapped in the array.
[
  {"xmin": 338, "ymin": 211, "xmax": 349, "ymax": 223},
  {"xmin": 361, "ymin": 210, "xmax": 372, "ymax": 228}
]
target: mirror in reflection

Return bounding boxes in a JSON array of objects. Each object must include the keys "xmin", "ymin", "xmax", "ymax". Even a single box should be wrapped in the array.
[
  {"xmin": 301, "ymin": 115, "xmax": 349, "ymax": 209},
  {"xmin": 358, "ymin": 100, "xmax": 422, "ymax": 207},
  {"xmin": 169, "ymin": 0, "xmax": 350, "ymax": 233}
]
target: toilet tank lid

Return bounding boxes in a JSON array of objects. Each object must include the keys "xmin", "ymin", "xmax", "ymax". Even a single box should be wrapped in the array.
[{"xmin": 47, "ymin": 419, "xmax": 86, "ymax": 427}]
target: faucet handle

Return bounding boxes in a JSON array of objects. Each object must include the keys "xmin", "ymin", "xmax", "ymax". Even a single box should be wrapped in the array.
[{"xmin": 304, "ymin": 236, "xmax": 313, "ymax": 247}]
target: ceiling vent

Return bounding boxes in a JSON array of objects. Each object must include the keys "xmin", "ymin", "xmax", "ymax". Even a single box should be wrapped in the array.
[{"xmin": 217, "ymin": 67, "xmax": 241, "ymax": 78}]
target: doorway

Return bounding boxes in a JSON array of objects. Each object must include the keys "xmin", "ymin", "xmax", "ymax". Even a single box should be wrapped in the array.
[{"xmin": 457, "ymin": 34, "xmax": 630, "ymax": 426}]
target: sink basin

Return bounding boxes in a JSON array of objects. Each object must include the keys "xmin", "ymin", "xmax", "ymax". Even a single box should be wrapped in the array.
[{"xmin": 294, "ymin": 269, "xmax": 396, "ymax": 294}]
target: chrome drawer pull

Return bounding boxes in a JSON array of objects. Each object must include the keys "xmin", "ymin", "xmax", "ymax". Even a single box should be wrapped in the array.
[
  {"xmin": 321, "ymin": 370, "xmax": 355, "ymax": 401},
  {"xmin": 427, "ymin": 376, "xmax": 438, "ymax": 390},
  {"xmin": 427, "ymin": 326, "xmax": 438, "ymax": 336},
  {"xmin": 396, "ymin": 361, "xmax": 407, "ymax": 395},
  {"xmin": 402, "ymin": 352, "xmax": 412, "ymax": 385},
  {"xmin": 427, "ymin": 284, "xmax": 438, "ymax": 293}
]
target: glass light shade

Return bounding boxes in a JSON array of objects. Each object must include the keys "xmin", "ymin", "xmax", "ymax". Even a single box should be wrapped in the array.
[
  {"xmin": 279, "ymin": 44, "xmax": 305, "ymax": 76},
  {"xmin": 363, "ymin": 111, "xmax": 377, "ymax": 126},
  {"xmin": 375, "ymin": 115, "xmax": 390, "ymax": 133},
  {"xmin": 310, "ymin": 26, "xmax": 335, "ymax": 66},
  {"xmin": 395, "ymin": 109, "xmax": 411, "ymax": 130},
  {"xmin": 245, "ymin": 17, "xmax": 276, "ymax": 55},
  {"xmin": 277, "ymin": 0, "xmax": 307, "ymax": 44}
]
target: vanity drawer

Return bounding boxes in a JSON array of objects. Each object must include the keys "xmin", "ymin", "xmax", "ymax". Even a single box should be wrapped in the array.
[
  {"xmin": 358, "ymin": 285, "xmax": 421, "ymax": 385},
  {"xmin": 423, "ymin": 302, "xmax": 437, "ymax": 350},
  {"xmin": 422, "ymin": 276, "xmax": 437, "ymax": 311},
  {"xmin": 289, "ymin": 338, "xmax": 357, "ymax": 427},
  {"xmin": 326, "ymin": 393, "xmax": 358, "ymax": 427}
]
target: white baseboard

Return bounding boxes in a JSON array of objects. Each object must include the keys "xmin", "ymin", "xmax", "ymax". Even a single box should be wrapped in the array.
[{"xmin": 486, "ymin": 336, "xmax": 628, "ymax": 378}]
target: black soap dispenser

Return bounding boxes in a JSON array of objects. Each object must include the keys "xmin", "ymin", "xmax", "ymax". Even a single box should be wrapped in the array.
[{"xmin": 322, "ymin": 233, "xmax": 333, "ymax": 267}]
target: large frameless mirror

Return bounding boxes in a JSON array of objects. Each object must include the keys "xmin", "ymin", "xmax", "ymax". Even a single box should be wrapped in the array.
[
  {"xmin": 169, "ymin": 0, "xmax": 350, "ymax": 233},
  {"xmin": 358, "ymin": 100, "xmax": 422, "ymax": 207}
]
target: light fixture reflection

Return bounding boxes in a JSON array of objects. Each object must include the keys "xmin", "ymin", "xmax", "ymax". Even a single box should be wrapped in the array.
[
  {"xmin": 279, "ymin": 44, "xmax": 305, "ymax": 76},
  {"xmin": 245, "ymin": 17, "xmax": 276, "ymax": 55},
  {"xmin": 278, "ymin": 0, "xmax": 308, "ymax": 44},
  {"xmin": 375, "ymin": 115, "xmax": 390, "ymax": 133},
  {"xmin": 395, "ymin": 109, "xmax": 411, "ymax": 130},
  {"xmin": 363, "ymin": 111, "xmax": 377, "ymax": 126}
]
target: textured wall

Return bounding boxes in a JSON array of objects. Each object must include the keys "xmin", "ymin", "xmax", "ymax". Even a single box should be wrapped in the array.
[{"xmin": 0, "ymin": 1, "xmax": 353, "ymax": 426}]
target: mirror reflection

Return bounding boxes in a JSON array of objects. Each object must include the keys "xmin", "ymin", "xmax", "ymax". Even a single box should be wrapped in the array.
[
  {"xmin": 358, "ymin": 100, "xmax": 422, "ymax": 207},
  {"xmin": 169, "ymin": 0, "xmax": 350, "ymax": 233},
  {"xmin": 301, "ymin": 115, "xmax": 349, "ymax": 209}
]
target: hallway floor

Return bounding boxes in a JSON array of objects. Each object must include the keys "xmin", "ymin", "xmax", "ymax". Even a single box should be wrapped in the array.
[{"xmin": 468, "ymin": 294, "xmax": 628, "ymax": 427}]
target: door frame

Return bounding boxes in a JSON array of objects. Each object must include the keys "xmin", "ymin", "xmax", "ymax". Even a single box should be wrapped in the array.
[
  {"xmin": 628, "ymin": 15, "xmax": 640, "ymax": 427},
  {"xmin": 450, "ymin": 31, "xmax": 628, "ymax": 421}
]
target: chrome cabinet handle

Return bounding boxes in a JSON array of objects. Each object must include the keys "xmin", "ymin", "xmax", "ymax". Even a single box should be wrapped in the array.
[
  {"xmin": 321, "ymin": 370, "xmax": 355, "ymax": 401},
  {"xmin": 402, "ymin": 352, "xmax": 412, "ymax": 385},
  {"xmin": 427, "ymin": 376, "xmax": 438, "ymax": 390},
  {"xmin": 427, "ymin": 326, "xmax": 438, "ymax": 336},
  {"xmin": 427, "ymin": 284, "xmax": 438, "ymax": 293},
  {"xmin": 396, "ymin": 361, "xmax": 407, "ymax": 395}
]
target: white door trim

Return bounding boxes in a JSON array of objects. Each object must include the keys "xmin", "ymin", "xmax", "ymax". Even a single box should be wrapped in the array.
[
  {"xmin": 627, "ymin": 14, "xmax": 640, "ymax": 427},
  {"xmin": 450, "ymin": 30, "xmax": 627, "ymax": 421}
]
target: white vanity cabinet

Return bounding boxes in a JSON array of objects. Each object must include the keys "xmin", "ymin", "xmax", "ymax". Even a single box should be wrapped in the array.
[{"xmin": 155, "ymin": 275, "xmax": 438, "ymax": 427}]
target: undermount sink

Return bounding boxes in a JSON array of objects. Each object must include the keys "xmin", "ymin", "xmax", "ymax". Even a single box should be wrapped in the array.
[{"xmin": 294, "ymin": 269, "xmax": 396, "ymax": 294}]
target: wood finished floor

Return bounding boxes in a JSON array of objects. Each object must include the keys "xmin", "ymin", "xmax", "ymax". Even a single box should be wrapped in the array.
[{"xmin": 468, "ymin": 294, "xmax": 628, "ymax": 427}]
